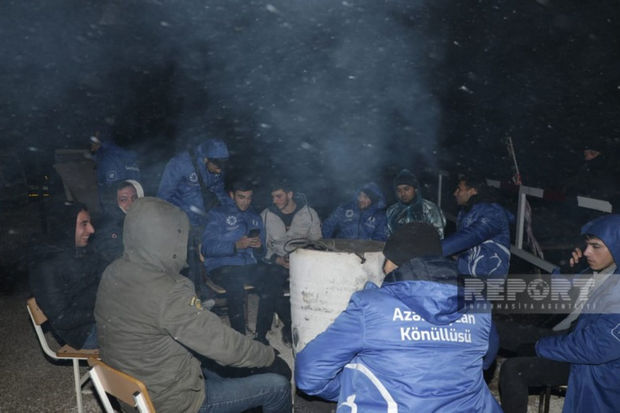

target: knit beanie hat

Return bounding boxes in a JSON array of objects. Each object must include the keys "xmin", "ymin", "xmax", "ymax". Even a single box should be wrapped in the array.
[
  {"xmin": 383, "ymin": 223, "xmax": 442, "ymax": 265},
  {"xmin": 393, "ymin": 169, "xmax": 419, "ymax": 189}
]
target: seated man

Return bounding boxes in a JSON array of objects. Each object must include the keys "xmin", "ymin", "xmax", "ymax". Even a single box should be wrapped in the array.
[
  {"xmin": 441, "ymin": 173, "xmax": 512, "ymax": 277},
  {"xmin": 260, "ymin": 181, "xmax": 322, "ymax": 343},
  {"xmin": 296, "ymin": 223, "xmax": 501, "ymax": 412},
  {"xmin": 29, "ymin": 200, "xmax": 104, "ymax": 349},
  {"xmin": 200, "ymin": 180, "xmax": 273, "ymax": 336},
  {"xmin": 322, "ymin": 182, "xmax": 387, "ymax": 241},
  {"xmin": 386, "ymin": 169, "xmax": 446, "ymax": 238},
  {"xmin": 95, "ymin": 197, "xmax": 291, "ymax": 413},
  {"xmin": 500, "ymin": 214, "xmax": 620, "ymax": 413}
]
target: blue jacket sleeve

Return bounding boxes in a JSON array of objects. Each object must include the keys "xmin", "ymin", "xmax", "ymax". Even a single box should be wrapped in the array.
[
  {"xmin": 483, "ymin": 322, "xmax": 499, "ymax": 370},
  {"xmin": 295, "ymin": 294, "xmax": 365, "ymax": 401},
  {"xmin": 201, "ymin": 210, "xmax": 236, "ymax": 258},
  {"xmin": 321, "ymin": 207, "xmax": 342, "ymax": 239},
  {"xmin": 157, "ymin": 158, "xmax": 182, "ymax": 203},
  {"xmin": 371, "ymin": 211, "xmax": 388, "ymax": 242},
  {"xmin": 441, "ymin": 210, "xmax": 502, "ymax": 257},
  {"xmin": 536, "ymin": 314, "xmax": 620, "ymax": 364}
]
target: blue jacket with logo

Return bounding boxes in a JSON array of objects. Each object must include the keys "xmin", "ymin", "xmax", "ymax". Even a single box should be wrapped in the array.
[
  {"xmin": 200, "ymin": 202, "xmax": 265, "ymax": 272},
  {"xmin": 157, "ymin": 142, "xmax": 230, "ymax": 228},
  {"xmin": 441, "ymin": 202, "xmax": 512, "ymax": 277},
  {"xmin": 322, "ymin": 183, "xmax": 387, "ymax": 241},
  {"xmin": 95, "ymin": 141, "xmax": 140, "ymax": 186},
  {"xmin": 296, "ymin": 257, "xmax": 501, "ymax": 413},
  {"xmin": 536, "ymin": 214, "xmax": 620, "ymax": 413}
]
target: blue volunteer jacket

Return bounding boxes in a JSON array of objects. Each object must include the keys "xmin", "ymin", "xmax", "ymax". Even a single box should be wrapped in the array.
[
  {"xmin": 157, "ymin": 143, "xmax": 230, "ymax": 228},
  {"xmin": 296, "ymin": 257, "xmax": 501, "ymax": 413},
  {"xmin": 441, "ymin": 202, "xmax": 512, "ymax": 277},
  {"xmin": 322, "ymin": 183, "xmax": 387, "ymax": 241},
  {"xmin": 200, "ymin": 202, "xmax": 265, "ymax": 272},
  {"xmin": 536, "ymin": 214, "xmax": 620, "ymax": 413},
  {"xmin": 95, "ymin": 141, "xmax": 140, "ymax": 186}
]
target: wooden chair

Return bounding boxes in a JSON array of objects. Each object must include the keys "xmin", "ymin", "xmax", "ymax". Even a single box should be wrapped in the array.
[
  {"xmin": 89, "ymin": 359, "xmax": 155, "ymax": 413},
  {"xmin": 26, "ymin": 297, "xmax": 100, "ymax": 413}
]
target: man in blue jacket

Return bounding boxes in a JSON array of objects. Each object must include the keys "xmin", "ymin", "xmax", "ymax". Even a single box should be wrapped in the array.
[
  {"xmin": 442, "ymin": 173, "xmax": 512, "ymax": 277},
  {"xmin": 322, "ymin": 182, "xmax": 387, "ymax": 241},
  {"xmin": 158, "ymin": 138, "xmax": 230, "ymax": 298},
  {"xmin": 500, "ymin": 214, "xmax": 620, "ymax": 413},
  {"xmin": 296, "ymin": 223, "xmax": 501, "ymax": 412},
  {"xmin": 201, "ymin": 180, "xmax": 276, "ymax": 338}
]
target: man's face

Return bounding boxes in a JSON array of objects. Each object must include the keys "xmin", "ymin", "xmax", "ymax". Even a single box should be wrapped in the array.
[
  {"xmin": 271, "ymin": 189, "xmax": 293, "ymax": 211},
  {"xmin": 454, "ymin": 180, "xmax": 477, "ymax": 206},
  {"xmin": 117, "ymin": 185, "xmax": 138, "ymax": 213},
  {"xmin": 204, "ymin": 158, "xmax": 222, "ymax": 174},
  {"xmin": 75, "ymin": 210, "xmax": 95, "ymax": 247},
  {"xmin": 231, "ymin": 189, "xmax": 253, "ymax": 212},
  {"xmin": 358, "ymin": 191, "xmax": 372, "ymax": 210},
  {"xmin": 396, "ymin": 184, "xmax": 416, "ymax": 204},
  {"xmin": 584, "ymin": 237, "xmax": 615, "ymax": 271}
]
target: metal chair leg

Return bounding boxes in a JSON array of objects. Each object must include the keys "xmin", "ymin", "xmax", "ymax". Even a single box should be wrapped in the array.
[{"xmin": 73, "ymin": 359, "xmax": 84, "ymax": 413}]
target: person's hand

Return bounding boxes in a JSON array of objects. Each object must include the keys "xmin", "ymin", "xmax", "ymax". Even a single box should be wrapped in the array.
[
  {"xmin": 569, "ymin": 247, "xmax": 583, "ymax": 268},
  {"xmin": 275, "ymin": 255, "xmax": 290, "ymax": 269},
  {"xmin": 235, "ymin": 236, "xmax": 252, "ymax": 250},
  {"xmin": 247, "ymin": 236, "xmax": 262, "ymax": 248}
]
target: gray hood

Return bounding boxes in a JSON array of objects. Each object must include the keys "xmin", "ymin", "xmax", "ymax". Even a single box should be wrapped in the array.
[{"xmin": 123, "ymin": 197, "xmax": 189, "ymax": 275}]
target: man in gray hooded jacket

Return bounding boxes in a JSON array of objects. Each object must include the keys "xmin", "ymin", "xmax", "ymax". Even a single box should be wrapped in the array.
[{"xmin": 95, "ymin": 197, "xmax": 291, "ymax": 413}]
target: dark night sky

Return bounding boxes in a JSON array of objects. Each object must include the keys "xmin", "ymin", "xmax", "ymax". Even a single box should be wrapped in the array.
[{"xmin": 1, "ymin": 0, "xmax": 619, "ymax": 211}]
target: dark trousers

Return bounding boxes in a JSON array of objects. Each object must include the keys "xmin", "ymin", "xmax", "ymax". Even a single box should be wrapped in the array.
[
  {"xmin": 186, "ymin": 228, "xmax": 210, "ymax": 300},
  {"xmin": 499, "ymin": 357, "xmax": 570, "ymax": 413},
  {"xmin": 254, "ymin": 263, "xmax": 291, "ymax": 341}
]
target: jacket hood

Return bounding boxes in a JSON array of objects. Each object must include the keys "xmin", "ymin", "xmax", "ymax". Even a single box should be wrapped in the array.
[
  {"xmin": 358, "ymin": 182, "xmax": 386, "ymax": 209},
  {"xmin": 581, "ymin": 214, "xmax": 620, "ymax": 268},
  {"xmin": 382, "ymin": 257, "xmax": 463, "ymax": 325},
  {"xmin": 99, "ymin": 179, "xmax": 146, "ymax": 215},
  {"xmin": 122, "ymin": 197, "xmax": 189, "ymax": 275},
  {"xmin": 196, "ymin": 138, "xmax": 229, "ymax": 160}
]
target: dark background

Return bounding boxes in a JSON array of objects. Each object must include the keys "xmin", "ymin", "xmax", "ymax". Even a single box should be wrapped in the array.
[{"xmin": 1, "ymin": 0, "xmax": 618, "ymax": 236}]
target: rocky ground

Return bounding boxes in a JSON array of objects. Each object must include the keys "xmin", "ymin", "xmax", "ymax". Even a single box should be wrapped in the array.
[{"xmin": 1, "ymin": 277, "xmax": 563, "ymax": 413}]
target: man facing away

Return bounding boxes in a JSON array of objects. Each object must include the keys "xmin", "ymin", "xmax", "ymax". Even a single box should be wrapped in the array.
[
  {"xmin": 295, "ymin": 223, "xmax": 501, "ymax": 412},
  {"xmin": 500, "ymin": 214, "xmax": 620, "ymax": 413},
  {"xmin": 29, "ymin": 200, "xmax": 103, "ymax": 349},
  {"xmin": 322, "ymin": 182, "xmax": 388, "ymax": 241},
  {"xmin": 95, "ymin": 197, "xmax": 291, "ymax": 413},
  {"xmin": 157, "ymin": 138, "xmax": 231, "ymax": 299},
  {"xmin": 386, "ymin": 168, "xmax": 446, "ymax": 238},
  {"xmin": 200, "ymin": 180, "xmax": 279, "ymax": 340},
  {"xmin": 260, "ymin": 181, "xmax": 321, "ymax": 343},
  {"xmin": 441, "ymin": 173, "xmax": 512, "ymax": 277}
]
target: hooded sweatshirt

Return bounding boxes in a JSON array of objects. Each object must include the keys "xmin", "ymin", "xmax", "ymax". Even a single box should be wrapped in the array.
[
  {"xmin": 95, "ymin": 197, "xmax": 274, "ymax": 413},
  {"xmin": 322, "ymin": 182, "xmax": 388, "ymax": 241},
  {"xmin": 29, "ymin": 200, "xmax": 104, "ymax": 348},
  {"xmin": 536, "ymin": 214, "xmax": 620, "ymax": 413},
  {"xmin": 296, "ymin": 256, "xmax": 501, "ymax": 412}
]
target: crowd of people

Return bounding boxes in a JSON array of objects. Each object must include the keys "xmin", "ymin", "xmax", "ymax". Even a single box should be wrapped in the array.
[{"xmin": 27, "ymin": 136, "xmax": 619, "ymax": 412}]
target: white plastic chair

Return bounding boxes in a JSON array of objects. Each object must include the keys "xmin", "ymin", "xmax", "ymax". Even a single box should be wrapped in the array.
[
  {"xmin": 26, "ymin": 297, "xmax": 99, "ymax": 413},
  {"xmin": 89, "ymin": 358, "xmax": 155, "ymax": 413}
]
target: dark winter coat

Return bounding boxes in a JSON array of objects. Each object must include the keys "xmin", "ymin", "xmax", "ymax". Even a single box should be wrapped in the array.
[
  {"xmin": 322, "ymin": 182, "xmax": 388, "ymax": 241},
  {"xmin": 200, "ymin": 202, "xmax": 265, "ymax": 272},
  {"xmin": 442, "ymin": 201, "xmax": 512, "ymax": 277},
  {"xmin": 157, "ymin": 141, "xmax": 230, "ymax": 228},
  {"xmin": 536, "ymin": 214, "xmax": 620, "ymax": 413},
  {"xmin": 296, "ymin": 256, "xmax": 501, "ymax": 413},
  {"xmin": 29, "ymin": 201, "xmax": 104, "ymax": 348}
]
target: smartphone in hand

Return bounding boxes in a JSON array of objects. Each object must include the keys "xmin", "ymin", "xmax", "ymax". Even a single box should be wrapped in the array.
[{"xmin": 248, "ymin": 228, "xmax": 260, "ymax": 238}]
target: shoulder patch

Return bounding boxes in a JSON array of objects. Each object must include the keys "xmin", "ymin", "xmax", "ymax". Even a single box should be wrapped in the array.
[
  {"xmin": 189, "ymin": 296, "xmax": 203, "ymax": 311},
  {"xmin": 612, "ymin": 323, "xmax": 620, "ymax": 342}
]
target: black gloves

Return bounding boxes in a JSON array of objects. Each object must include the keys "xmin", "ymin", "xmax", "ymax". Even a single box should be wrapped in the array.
[{"xmin": 255, "ymin": 355, "xmax": 292, "ymax": 381}]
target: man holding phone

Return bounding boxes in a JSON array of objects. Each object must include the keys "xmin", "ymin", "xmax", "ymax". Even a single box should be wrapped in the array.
[{"xmin": 201, "ymin": 180, "xmax": 273, "ymax": 336}]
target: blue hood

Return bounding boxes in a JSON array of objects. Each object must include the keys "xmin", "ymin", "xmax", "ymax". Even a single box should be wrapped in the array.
[
  {"xmin": 196, "ymin": 138, "xmax": 229, "ymax": 159},
  {"xmin": 358, "ymin": 182, "xmax": 386, "ymax": 209},
  {"xmin": 382, "ymin": 257, "xmax": 463, "ymax": 325},
  {"xmin": 581, "ymin": 214, "xmax": 620, "ymax": 267}
]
